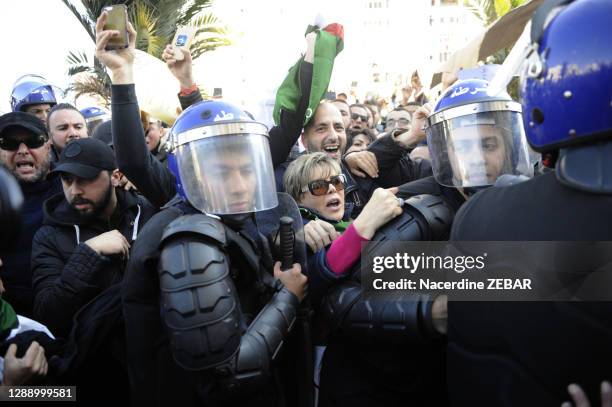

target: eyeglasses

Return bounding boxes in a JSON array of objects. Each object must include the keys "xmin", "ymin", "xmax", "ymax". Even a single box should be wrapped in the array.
[
  {"xmin": 351, "ymin": 113, "xmax": 368, "ymax": 122},
  {"xmin": 0, "ymin": 135, "xmax": 46, "ymax": 151},
  {"xmin": 385, "ymin": 118, "xmax": 411, "ymax": 129},
  {"xmin": 301, "ymin": 174, "xmax": 347, "ymax": 196}
]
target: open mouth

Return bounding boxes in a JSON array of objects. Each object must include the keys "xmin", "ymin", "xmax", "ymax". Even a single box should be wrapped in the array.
[
  {"xmin": 326, "ymin": 198, "xmax": 341, "ymax": 209},
  {"xmin": 323, "ymin": 145, "xmax": 339, "ymax": 155},
  {"xmin": 15, "ymin": 161, "xmax": 35, "ymax": 172}
]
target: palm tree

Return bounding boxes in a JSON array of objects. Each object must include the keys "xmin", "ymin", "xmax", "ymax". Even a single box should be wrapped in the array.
[
  {"xmin": 63, "ymin": 0, "xmax": 231, "ymax": 104},
  {"xmin": 462, "ymin": 0, "xmax": 528, "ymax": 98},
  {"xmin": 463, "ymin": 0, "xmax": 529, "ymax": 27}
]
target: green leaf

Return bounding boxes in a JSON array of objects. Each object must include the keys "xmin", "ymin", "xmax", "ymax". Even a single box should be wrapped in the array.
[{"xmin": 494, "ymin": 0, "xmax": 511, "ymax": 18}]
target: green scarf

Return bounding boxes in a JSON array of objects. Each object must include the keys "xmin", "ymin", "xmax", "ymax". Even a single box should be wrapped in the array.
[
  {"xmin": 0, "ymin": 298, "xmax": 18, "ymax": 341},
  {"xmin": 273, "ymin": 23, "xmax": 344, "ymax": 126},
  {"xmin": 300, "ymin": 207, "xmax": 351, "ymax": 233}
]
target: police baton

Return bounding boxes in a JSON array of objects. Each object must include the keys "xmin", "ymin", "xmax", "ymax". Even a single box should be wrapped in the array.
[
  {"xmin": 279, "ymin": 217, "xmax": 295, "ymax": 271},
  {"xmin": 279, "ymin": 216, "xmax": 314, "ymax": 407}
]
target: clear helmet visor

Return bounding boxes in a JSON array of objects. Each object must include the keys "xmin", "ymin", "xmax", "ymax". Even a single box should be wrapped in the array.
[
  {"xmin": 11, "ymin": 75, "xmax": 63, "ymax": 107},
  {"xmin": 427, "ymin": 109, "xmax": 533, "ymax": 188},
  {"xmin": 174, "ymin": 131, "xmax": 278, "ymax": 215}
]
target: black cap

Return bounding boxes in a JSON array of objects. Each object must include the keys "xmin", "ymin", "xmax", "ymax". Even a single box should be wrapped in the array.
[
  {"xmin": 51, "ymin": 138, "xmax": 116, "ymax": 179},
  {"xmin": 0, "ymin": 112, "xmax": 47, "ymax": 140}
]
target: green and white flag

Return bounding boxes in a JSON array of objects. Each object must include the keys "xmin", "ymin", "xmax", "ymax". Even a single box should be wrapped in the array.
[{"xmin": 273, "ymin": 23, "xmax": 344, "ymax": 127}]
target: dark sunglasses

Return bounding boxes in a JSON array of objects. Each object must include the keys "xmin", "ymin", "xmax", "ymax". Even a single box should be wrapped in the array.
[
  {"xmin": 0, "ymin": 135, "xmax": 46, "ymax": 151},
  {"xmin": 351, "ymin": 113, "xmax": 368, "ymax": 122},
  {"xmin": 301, "ymin": 174, "xmax": 347, "ymax": 196}
]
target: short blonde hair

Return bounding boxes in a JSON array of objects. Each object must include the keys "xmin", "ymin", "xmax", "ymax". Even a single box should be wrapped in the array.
[{"xmin": 283, "ymin": 152, "xmax": 341, "ymax": 201}]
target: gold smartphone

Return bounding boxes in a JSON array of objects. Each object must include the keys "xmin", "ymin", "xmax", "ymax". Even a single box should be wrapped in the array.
[
  {"xmin": 103, "ymin": 5, "xmax": 128, "ymax": 50},
  {"xmin": 172, "ymin": 26, "xmax": 196, "ymax": 60}
]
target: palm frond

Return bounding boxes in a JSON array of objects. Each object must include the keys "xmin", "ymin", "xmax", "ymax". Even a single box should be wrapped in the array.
[
  {"xmin": 67, "ymin": 65, "xmax": 91, "ymax": 76},
  {"xmin": 66, "ymin": 50, "xmax": 90, "ymax": 66},
  {"xmin": 189, "ymin": 13, "xmax": 221, "ymax": 27},
  {"xmin": 190, "ymin": 38, "xmax": 232, "ymax": 59},
  {"xmin": 68, "ymin": 74, "xmax": 111, "ymax": 104},
  {"xmin": 177, "ymin": 0, "xmax": 213, "ymax": 26},
  {"xmin": 61, "ymin": 0, "xmax": 96, "ymax": 42},
  {"xmin": 463, "ymin": 0, "xmax": 495, "ymax": 25},
  {"xmin": 493, "ymin": 0, "xmax": 511, "ymax": 19},
  {"xmin": 131, "ymin": 1, "xmax": 165, "ymax": 56}
]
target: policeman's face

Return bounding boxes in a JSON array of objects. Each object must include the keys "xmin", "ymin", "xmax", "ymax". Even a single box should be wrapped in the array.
[
  {"xmin": 349, "ymin": 106, "xmax": 369, "ymax": 131},
  {"xmin": 61, "ymin": 170, "xmax": 114, "ymax": 219},
  {"xmin": 303, "ymin": 103, "xmax": 347, "ymax": 162},
  {"xmin": 24, "ymin": 104, "xmax": 52, "ymax": 122},
  {"xmin": 206, "ymin": 151, "xmax": 256, "ymax": 213},
  {"xmin": 298, "ymin": 166, "xmax": 345, "ymax": 222},
  {"xmin": 48, "ymin": 109, "xmax": 88, "ymax": 152},
  {"xmin": 0, "ymin": 130, "xmax": 51, "ymax": 183},
  {"xmin": 447, "ymin": 125, "xmax": 507, "ymax": 185},
  {"xmin": 332, "ymin": 101, "xmax": 351, "ymax": 129}
]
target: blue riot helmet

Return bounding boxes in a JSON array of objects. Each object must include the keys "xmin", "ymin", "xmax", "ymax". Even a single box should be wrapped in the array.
[
  {"xmin": 166, "ymin": 100, "xmax": 278, "ymax": 215},
  {"xmin": 10, "ymin": 75, "xmax": 58, "ymax": 112},
  {"xmin": 426, "ymin": 79, "xmax": 533, "ymax": 188},
  {"xmin": 521, "ymin": 0, "xmax": 612, "ymax": 152},
  {"xmin": 80, "ymin": 106, "xmax": 111, "ymax": 135}
]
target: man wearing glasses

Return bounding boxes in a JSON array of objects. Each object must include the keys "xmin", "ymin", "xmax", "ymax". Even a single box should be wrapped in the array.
[
  {"xmin": 0, "ymin": 112, "xmax": 61, "ymax": 317},
  {"xmin": 384, "ymin": 107, "xmax": 412, "ymax": 134},
  {"xmin": 349, "ymin": 104, "xmax": 371, "ymax": 131}
]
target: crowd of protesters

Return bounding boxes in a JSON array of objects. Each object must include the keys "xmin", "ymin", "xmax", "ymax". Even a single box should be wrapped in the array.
[{"xmin": 0, "ymin": 0, "xmax": 611, "ymax": 406}]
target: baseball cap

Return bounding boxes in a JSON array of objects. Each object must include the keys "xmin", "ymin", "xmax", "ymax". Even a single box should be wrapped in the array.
[
  {"xmin": 51, "ymin": 138, "xmax": 116, "ymax": 179},
  {"xmin": 0, "ymin": 112, "xmax": 47, "ymax": 140}
]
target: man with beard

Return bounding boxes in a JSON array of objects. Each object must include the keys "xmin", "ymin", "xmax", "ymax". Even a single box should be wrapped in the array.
[
  {"xmin": 30, "ymin": 138, "xmax": 155, "ymax": 337},
  {"xmin": 46, "ymin": 104, "xmax": 88, "ymax": 163},
  {"xmin": 0, "ymin": 112, "xmax": 60, "ymax": 317}
]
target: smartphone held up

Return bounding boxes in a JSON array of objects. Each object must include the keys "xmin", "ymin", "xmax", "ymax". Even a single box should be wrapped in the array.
[
  {"xmin": 172, "ymin": 26, "xmax": 196, "ymax": 61},
  {"xmin": 103, "ymin": 5, "xmax": 129, "ymax": 51}
]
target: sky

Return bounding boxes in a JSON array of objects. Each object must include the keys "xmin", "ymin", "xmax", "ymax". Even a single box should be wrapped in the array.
[
  {"xmin": 0, "ymin": 0, "xmax": 484, "ymax": 124},
  {"xmin": 0, "ymin": 1, "xmax": 94, "ymax": 113}
]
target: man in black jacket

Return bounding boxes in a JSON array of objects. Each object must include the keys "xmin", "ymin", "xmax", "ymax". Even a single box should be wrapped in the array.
[
  {"xmin": 0, "ymin": 112, "xmax": 61, "ymax": 317},
  {"xmin": 31, "ymin": 138, "xmax": 156, "ymax": 338}
]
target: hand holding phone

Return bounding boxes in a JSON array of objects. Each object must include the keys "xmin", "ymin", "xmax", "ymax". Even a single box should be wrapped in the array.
[
  {"xmin": 103, "ymin": 5, "xmax": 129, "ymax": 51},
  {"xmin": 95, "ymin": 8, "xmax": 136, "ymax": 84},
  {"xmin": 171, "ymin": 26, "xmax": 196, "ymax": 61}
]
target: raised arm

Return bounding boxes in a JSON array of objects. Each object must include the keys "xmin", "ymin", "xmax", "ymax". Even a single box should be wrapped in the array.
[{"xmin": 95, "ymin": 12, "xmax": 176, "ymax": 207}]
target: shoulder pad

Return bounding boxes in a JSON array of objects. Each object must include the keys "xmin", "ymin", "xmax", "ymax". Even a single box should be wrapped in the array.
[{"xmin": 161, "ymin": 214, "xmax": 226, "ymax": 247}]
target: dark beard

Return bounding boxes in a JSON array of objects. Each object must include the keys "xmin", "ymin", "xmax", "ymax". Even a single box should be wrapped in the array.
[{"xmin": 70, "ymin": 180, "xmax": 114, "ymax": 222}]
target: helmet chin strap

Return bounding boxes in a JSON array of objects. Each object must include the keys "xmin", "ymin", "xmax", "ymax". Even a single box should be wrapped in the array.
[{"xmin": 556, "ymin": 140, "xmax": 612, "ymax": 195}]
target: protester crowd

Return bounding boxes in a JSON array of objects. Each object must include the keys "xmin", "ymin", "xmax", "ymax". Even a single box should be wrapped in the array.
[{"xmin": 0, "ymin": 0, "xmax": 610, "ymax": 406}]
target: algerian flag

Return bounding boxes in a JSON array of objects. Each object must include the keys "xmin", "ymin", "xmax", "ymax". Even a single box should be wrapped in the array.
[{"xmin": 274, "ymin": 23, "xmax": 344, "ymax": 127}]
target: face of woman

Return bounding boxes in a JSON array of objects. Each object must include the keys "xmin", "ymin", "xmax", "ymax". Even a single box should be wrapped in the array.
[
  {"xmin": 345, "ymin": 134, "xmax": 372, "ymax": 155},
  {"xmin": 298, "ymin": 167, "xmax": 346, "ymax": 221}
]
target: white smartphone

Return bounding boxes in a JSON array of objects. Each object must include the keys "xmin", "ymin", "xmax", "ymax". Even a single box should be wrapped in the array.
[{"xmin": 172, "ymin": 26, "xmax": 196, "ymax": 60}]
